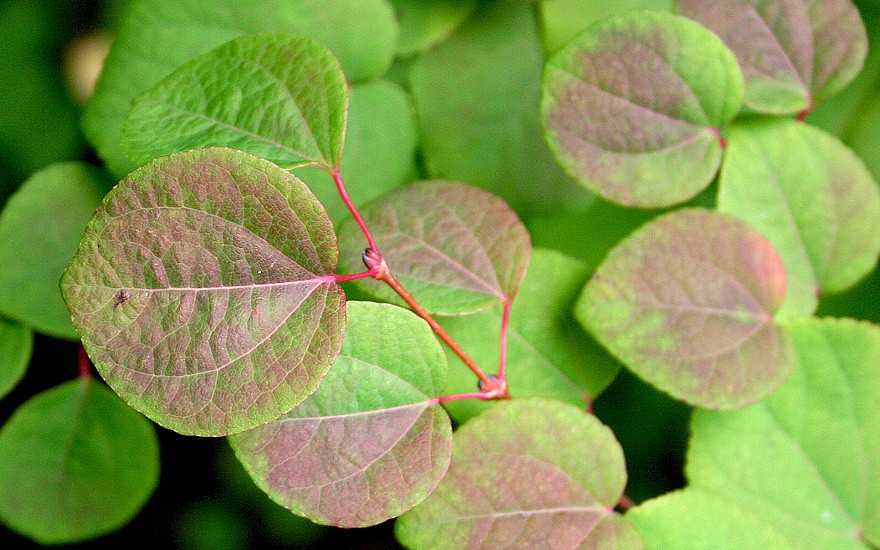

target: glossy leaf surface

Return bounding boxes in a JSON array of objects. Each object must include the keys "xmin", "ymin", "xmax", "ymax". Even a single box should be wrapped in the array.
[
  {"xmin": 391, "ymin": 0, "xmax": 475, "ymax": 57},
  {"xmin": 0, "ymin": 163, "xmax": 109, "ymax": 340},
  {"xmin": 0, "ymin": 379, "xmax": 159, "ymax": 544},
  {"xmin": 122, "ymin": 34, "xmax": 348, "ymax": 171},
  {"xmin": 231, "ymin": 302, "xmax": 452, "ymax": 528},
  {"xmin": 629, "ymin": 318, "xmax": 880, "ymax": 549},
  {"xmin": 396, "ymin": 399, "xmax": 640, "ymax": 549},
  {"xmin": 61, "ymin": 148, "xmax": 345, "ymax": 436},
  {"xmin": 0, "ymin": 320, "xmax": 32, "ymax": 400},
  {"xmin": 578, "ymin": 208, "xmax": 793, "ymax": 409},
  {"xmin": 542, "ymin": 11, "xmax": 744, "ymax": 207},
  {"xmin": 679, "ymin": 0, "xmax": 868, "ymax": 113},
  {"xmin": 338, "ymin": 182, "xmax": 531, "ymax": 315}
]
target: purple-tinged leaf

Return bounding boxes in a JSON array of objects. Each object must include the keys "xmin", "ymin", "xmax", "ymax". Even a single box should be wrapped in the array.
[
  {"xmin": 230, "ymin": 302, "xmax": 451, "ymax": 528},
  {"xmin": 338, "ymin": 182, "xmax": 531, "ymax": 315},
  {"xmin": 61, "ymin": 148, "xmax": 345, "ymax": 436},
  {"xmin": 679, "ymin": 0, "xmax": 868, "ymax": 114},
  {"xmin": 542, "ymin": 11, "xmax": 744, "ymax": 207},
  {"xmin": 396, "ymin": 399, "xmax": 640, "ymax": 549},
  {"xmin": 578, "ymin": 208, "xmax": 794, "ymax": 409}
]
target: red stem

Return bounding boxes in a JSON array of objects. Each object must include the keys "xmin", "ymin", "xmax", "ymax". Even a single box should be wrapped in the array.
[
  {"xmin": 498, "ymin": 300, "xmax": 512, "ymax": 380},
  {"xmin": 431, "ymin": 391, "xmax": 498, "ymax": 404},
  {"xmin": 617, "ymin": 494, "xmax": 637, "ymax": 512},
  {"xmin": 332, "ymin": 268, "xmax": 379, "ymax": 283},
  {"xmin": 77, "ymin": 345, "xmax": 92, "ymax": 379},
  {"xmin": 332, "ymin": 168, "xmax": 377, "ymax": 252}
]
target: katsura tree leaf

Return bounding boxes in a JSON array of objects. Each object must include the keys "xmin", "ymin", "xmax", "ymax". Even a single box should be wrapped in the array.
[
  {"xmin": 0, "ymin": 378, "xmax": 159, "ymax": 545},
  {"xmin": 0, "ymin": 319, "xmax": 32, "ymax": 400},
  {"xmin": 337, "ymin": 181, "xmax": 531, "ymax": 315},
  {"xmin": 718, "ymin": 120, "xmax": 880, "ymax": 319},
  {"xmin": 230, "ymin": 301, "xmax": 452, "ymax": 528},
  {"xmin": 61, "ymin": 148, "xmax": 345, "ymax": 436},
  {"xmin": 391, "ymin": 0, "xmax": 475, "ymax": 57},
  {"xmin": 396, "ymin": 399, "xmax": 640, "ymax": 549},
  {"xmin": 628, "ymin": 318, "xmax": 880, "ymax": 549},
  {"xmin": 122, "ymin": 34, "xmax": 348, "ymax": 171},
  {"xmin": 848, "ymin": 93, "xmax": 880, "ymax": 180},
  {"xmin": 294, "ymin": 80, "xmax": 418, "ymax": 224},
  {"xmin": 678, "ymin": 0, "xmax": 868, "ymax": 114},
  {"xmin": 409, "ymin": 0, "xmax": 592, "ymax": 214},
  {"xmin": 542, "ymin": 11, "xmax": 744, "ymax": 208},
  {"xmin": 0, "ymin": 163, "xmax": 110, "ymax": 340},
  {"xmin": 438, "ymin": 248, "xmax": 621, "ymax": 424},
  {"xmin": 83, "ymin": 0, "xmax": 398, "ymax": 177},
  {"xmin": 578, "ymin": 208, "xmax": 794, "ymax": 409}
]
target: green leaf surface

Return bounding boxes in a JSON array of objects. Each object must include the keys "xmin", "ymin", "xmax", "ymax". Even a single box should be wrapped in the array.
[
  {"xmin": 338, "ymin": 181, "xmax": 531, "ymax": 315},
  {"xmin": 83, "ymin": 0, "xmax": 398, "ymax": 177},
  {"xmin": 61, "ymin": 148, "xmax": 345, "ymax": 436},
  {"xmin": 719, "ymin": 120, "xmax": 880, "ymax": 318},
  {"xmin": 0, "ymin": 319, "xmax": 33, "ymax": 400},
  {"xmin": 542, "ymin": 11, "xmax": 744, "ymax": 208},
  {"xmin": 0, "ymin": 162, "xmax": 110, "ymax": 339},
  {"xmin": 409, "ymin": 0, "xmax": 592, "ymax": 214},
  {"xmin": 230, "ymin": 302, "xmax": 452, "ymax": 528},
  {"xmin": 122, "ymin": 34, "xmax": 348, "ymax": 171},
  {"xmin": 396, "ymin": 399, "xmax": 640, "ymax": 549},
  {"xmin": 678, "ymin": 0, "xmax": 868, "ymax": 114},
  {"xmin": 628, "ymin": 318, "xmax": 880, "ymax": 549},
  {"xmin": 391, "ymin": 0, "xmax": 475, "ymax": 57},
  {"xmin": 848, "ymin": 93, "xmax": 880, "ymax": 180},
  {"xmin": 0, "ymin": 379, "xmax": 159, "ymax": 545},
  {"xmin": 438, "ymin": 248, "xmax": 621, "ymax": 423},
  {"xmin": 578, "ymin": 208, "xmax": 794, "ymax": 409}
]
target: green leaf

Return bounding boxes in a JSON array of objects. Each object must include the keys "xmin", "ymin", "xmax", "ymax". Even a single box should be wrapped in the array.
[
  {"xmin": 628, "ymin": 318, "xmax": 880, "ymax": 549},
  {"xmin": 409, "ymin": 0, "xmax": 592, "ymax": 214},
  {"xmin": 0, "ymin": 162, "xmax": 110, "ymax": 340},
  {"xmin": 678, "ymin": 0, "xmax": 868, "ymax": 114},
  {"xmin": 338, "ymin": 181, "xmax": 531, "ymax": 315},
  {"xmin": 0, "ymin": 379, "xmax": 159, "ymax": 545},
  {"xmin": 396, "ymin": 399, "xmax": 640, "ymax": 549},
  {"xmin": 294, "ymin": 80, "xmax": 418, "ymax": 224},
  {"xmin": 542, "ymin": 11, "xmax": 744, "ymax": 208},
  {"xmin": 230, "ymin": 302, "xmax": 452, "ymax": 528},
  {"xmin": 438, "ymin": 248, "xmax": 621, "ymax": 423},
  {"xmin": 61, "ymin": 148, "xmax": 345, "ymax": 436},
  {"xmin": 391, "ymin": 0, "xmax": 475, "ymax": 57},
  {"xmin": 578, "ymin": 208, "xmax": 794, "ymax": 409},
  {"xmin": 848, "ymin": 93, "xmax": 880, "ymax": 180},
  {"xmin": 0, "ymin": 319, "xmax": 32, "ymax": 400},
  {"xmin": 83, "ymin": 0, "xmax": 398, "ymax": 177},
  {"xmin": 718, "ymin": 120, "xmax": 880, "ymax": 318},
  {"xmin": 122, "ymin": 33, "xmax": 348, "ymax": 171}
]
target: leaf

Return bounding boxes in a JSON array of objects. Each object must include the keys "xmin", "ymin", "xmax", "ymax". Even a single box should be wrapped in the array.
[
  {"xmin": 337, "ymin": 181, "xmax": 531, "ymax": 315},
  {"xmin": 578, "ymin": 208, "xmax": 794, "ymax": 409},
  {"xmin": 678, "ymin": 0, "xmax": 868, "ymax": 114},
  {"xmin": 438, "ymin": 248, "xmax": 621, "ymax": 423},
  {"xmin": 848, "ymin": 93, "xmax": 880, "ymax": 180},
  {"xmin": 230, "ymin": 301, "xmax": 452, "ymax": 528},
  {"xmin": 122, "ymin": 33, "xmax": 348, "ymax": 171},
  {"xmin": 61, "ymin": 148, "xmax": 345, "ymax": 436},
  {"xmin": 0, "ymin": 162, "xmax": 110, "ymax": 340},
  {"xmin": 409, "ymin": 0, "xmax": 592, "ymax": 214},
  {"xmin": 0, "ymin": 319, "xmax": 32, "ymax": 400},
  {"xmin": 294, "ymin": 80, "xmax": 418, "ymax": 224},
  {"xmin": 542, "ymin": 11, "xmax": 744, "ymax": 208},
  {"xmin": 0, "ymin": 379, "xmax": 159, "ymax": 545},
  {"xmin": 82, "ymin": 0, "xmax": 398, "ymax": 177},
  {"xmin": 718, "ymin": 120, "xmax": 880, "ymax": 319},
  {"xmin": 628, "ymin": 318, "xmax": 880, "ymax": 549},
  {"xmin": 396, "ymin": 399, "xmax": 641, "ymax": 549},
  {"xmin": 391, "ymin": 0, "xmax": 475, "ymax": 57}
]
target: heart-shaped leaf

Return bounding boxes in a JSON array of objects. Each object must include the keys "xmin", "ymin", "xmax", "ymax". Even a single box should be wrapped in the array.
[
  {"xmin": 391, "ymin": 0, "xmax": 475, "ymax": 57},
  {"xmin": 122, "ymin": 34, "xmax": 348, "ymax": 171},
  {"xmin": 628, "ymin": 318, "xmax": 880, "ymax": 549},
  {"xmin": 678, "ymin": 0, "xmax": 868, "ymax": 114},
  {"xmin": 396, "ymin": 399, "xmax": 640, "ymax": 549},
  {"xmin": 338, "ymin": 181, "xmax": 531, "ymax": 315},
  {"xmin": 719, "ymin": 119, "xmax": 880, "ymax": 318},
  {"xmin": 230, "ymin": 301, "xmax": 452, "ymax": 528},
  {"xmin": 0, "ymin": 319, "xmax": 32, "ymax": 400},
  {"xmin": 542, "ymin": 11, "xmax": 744, "ymax": 207},
  {"xmin": 0, "ymin": 379, "xmax": 159, "ymax": 545},
  {"xmin": 61, "ymin": 148, "xmax": 345, "ymax": 436},
  {"xmin": 578, "ymin": 208, "xmax": 794, "ymax": 409}
]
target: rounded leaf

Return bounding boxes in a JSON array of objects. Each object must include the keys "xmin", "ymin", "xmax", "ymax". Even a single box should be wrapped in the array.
[
  {"xmin": 542, "ymin": 11, "xmax": 744, "ymax": 207},
  {"xmin": 61, "ymin": 148, "xmax": 345, "ymax": 436},
  {"xmin": 0, "ymin": 319, "xmax": 33, "ymax": 400},
  {"xmin": 578, "ymin": 208, "xmax": 794, "ymax": 409},
  {"xmin": 391, "ymin": 0, "xmax": 475, "ymax": 57}
]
